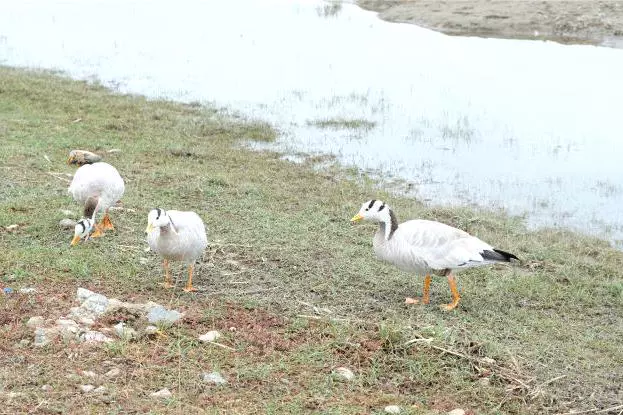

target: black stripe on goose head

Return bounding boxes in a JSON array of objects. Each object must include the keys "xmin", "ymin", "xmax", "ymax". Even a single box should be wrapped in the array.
[
  {"xmin": 156, "ymin": 208, "xmax": 162, "ymax": 220},
  {"xmin": 367, "ymin": 199, "xmax": 376, "ymax": 210},
  {"xmin": 378, "ymin": 202, "xmax": 386, "ymax": 212}
]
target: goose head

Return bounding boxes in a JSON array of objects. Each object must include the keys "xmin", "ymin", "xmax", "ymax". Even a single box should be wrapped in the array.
[
  {"xmin": 350, "ymin": 199, "xmax": 391, "ymax": 224},
  {"xmin": 67, "ymin": 149, "xmax": 102, "ymax": 166},
  {"xmin": 351, "ymin": 199, "xmax": 397, "ymax": 240},
  {"xmin": 71, "ymin": 218, "xmax": 94, "ymax": 246},
  {"xmin": 146, "ymin": 208, "xmax": 172, "ymax": 234}
]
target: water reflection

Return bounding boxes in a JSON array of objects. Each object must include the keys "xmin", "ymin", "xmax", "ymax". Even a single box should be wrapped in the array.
[{"xmin": 0, "ymin": 0, "xmax": 622, "ymax": 243}]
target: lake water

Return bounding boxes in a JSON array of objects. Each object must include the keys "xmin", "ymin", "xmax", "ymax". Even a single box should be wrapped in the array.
[{"xmin": 1, "ymin": 0, "xmax": 622, "ymax": 244}]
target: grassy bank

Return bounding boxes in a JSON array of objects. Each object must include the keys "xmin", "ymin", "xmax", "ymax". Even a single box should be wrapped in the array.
[{"xmin": 1, "ymin": 67, "xmax": 621, "ymax": 414}]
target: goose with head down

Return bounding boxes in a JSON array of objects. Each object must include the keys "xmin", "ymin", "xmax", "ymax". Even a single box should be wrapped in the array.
[
  {"xmin": 350, "ymin": 199, "xmax": 519, "ymax": 311},
  {"xmin": 67, "ymin": 150, "xmax": 125, "ymax": 245},
  {"xmin": 145, "ymin": 208, "xmax": 208, "ymax": 292}
]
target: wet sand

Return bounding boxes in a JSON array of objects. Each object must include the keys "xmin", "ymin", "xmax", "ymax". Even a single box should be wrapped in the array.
[{"xmin": 358, "ymin": 0, "xmax": 623, "ymax": 47}]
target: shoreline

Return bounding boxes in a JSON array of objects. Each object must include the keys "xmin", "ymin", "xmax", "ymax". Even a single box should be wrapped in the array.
[{"xmin": 357, "ymin": 0, "xmax": 623, "ymax": 48}]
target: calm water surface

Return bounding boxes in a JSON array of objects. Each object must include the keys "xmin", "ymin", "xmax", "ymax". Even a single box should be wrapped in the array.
[{"xmin": 1, "ymin": 0, "xmax": 622, "ymax": 243}]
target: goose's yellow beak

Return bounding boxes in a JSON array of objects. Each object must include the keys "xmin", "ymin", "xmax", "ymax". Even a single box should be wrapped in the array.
[
  {"xmin": 66, "ymin": 156, "xmax": 74, "ymax": 165},
  {"xmin": 145, "ymin": 223, "xmax": 154, "ymax": 234},
  {"xmin": 70, "ymin": 235, "xmax": 81, "ymax": 246},
  {"xmin": 350, "ymin": 213, "xmax": 364, "ymax": 224}
]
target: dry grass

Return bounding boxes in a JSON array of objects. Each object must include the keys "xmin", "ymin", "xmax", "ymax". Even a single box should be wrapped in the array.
[{"xmin": 0, "ymin": 67, "xmax": 622, "ymax": 414}]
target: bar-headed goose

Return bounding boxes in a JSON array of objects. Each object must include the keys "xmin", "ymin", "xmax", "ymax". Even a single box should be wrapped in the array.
[
  {"xmin": 350, "ymin": 199, "xmax": 518, "ymax": 311},
  {"xmin": 67, "ymin": 150, "xmax": 125, "ymax": 244},
  {"xmin": 145, "ymin": 208, "xmax": 208, "ymax": 292}
]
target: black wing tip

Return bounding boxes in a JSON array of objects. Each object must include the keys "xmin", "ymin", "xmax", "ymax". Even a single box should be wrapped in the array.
[{"xmin": 483, "ymin": 248, "xmax": 520, "ymax": 262}]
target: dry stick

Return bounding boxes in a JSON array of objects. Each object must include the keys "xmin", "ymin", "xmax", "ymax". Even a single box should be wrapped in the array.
[
  {"xmin": 405, "ymin": 339, "xmax": 534, "ymax": 389},
  {"xmin": 47, "ymin": 172, "xmax": 72, "ymax": 183},
  {"xmin": 556, "ymin": 404, "xmax": 623, "ymax": 415},
  {"xmin": 205, "ymin": 341, "xmax": 236, "ymax": 351}
]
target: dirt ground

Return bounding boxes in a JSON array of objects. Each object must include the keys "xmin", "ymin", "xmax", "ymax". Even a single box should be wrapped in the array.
[{"xmin": 358, "ymin": 0, "xmax": 623, "ymax": 47}]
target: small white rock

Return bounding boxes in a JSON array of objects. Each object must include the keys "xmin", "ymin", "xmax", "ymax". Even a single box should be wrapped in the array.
[
  {"xmin": 384, "ymin": 405, "xmax": 402, "ymax": 414},
  {"xmin": 202, "ymin": 372, "xmax": 227, "ymax": 385},
  {"xmin": 26, "ymin": 316, "xmax": 45, "ymax": 329},
  {"xmin": 198, "ymin": 330, "xmax": 221, "ymax": 343},
  {"xmin": 41, "ymin": 385, "xmax": 52, "ymax": 392},
  {"xmin": 447, "ymin": 410, "xmax": 466, "ymax": 415},
  {"xmin": 19, "ymin": 287, "xmax": 37, "ymax": 294},
  {"xmin": 147, "ymin": 306, "xmax": 182, "ymax": 324},
  {"xmin": 93, "ymin": 386, "xmax": 107, "ymax": 394},
  {"xmin": 80, "ymin": 384, "xmax": 95, "ymax": 393},
  {"xmin": 334, "ymin": 367, "xmax": 355, "ymax": 381},
  {"xmin": 144, "ymin": 325, "xmax": 159, "ymax": 335},
  {"xmin": 76, "ymin": 288, "xmax": 97, "ymax": 302},
  {"xmin": 81, "ymin": 370, "xmax": 97, "ymax": 378},
  {"xmin": 80, "ymin": 331, "xmax": 113, "ymax": 344},
  {"xmin": 105, "ymin": 368, "xmax": 121, "ymax": 378},
  {"xmin": 150, "ymin": 388, "xmax": 173, "ymax": 399},
  {"xmin": 59, "ymin": 218, "xmax": 77, "ymax": 229}
]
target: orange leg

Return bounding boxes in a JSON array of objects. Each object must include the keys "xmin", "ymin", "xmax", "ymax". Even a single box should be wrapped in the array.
[
  {"xmin": 441, "ymin": 273, "xmax": 461, "ymax": 311},
  {"xmin": 101, "ymin": 210, "xmax": 115, "ymax": 231},
  {"xmin": 183, "ymin": 264, "xmax": 197, "ymax": 292},
  {"xmin": 406, "ymin": 274, "xmax": 432, "ymax": 305},
  {"xmin": 160, "ymin": 259, "xmax": 174, "ymax": 289}
]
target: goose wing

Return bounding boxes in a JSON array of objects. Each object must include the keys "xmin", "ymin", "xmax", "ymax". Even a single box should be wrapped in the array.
[
  {"xmin": 68, "ymin": 162, "xmax": 124, "ymax": 205},
  {"xmin": 396, "ymin": 220, "xmax": 498, "ymax": 270},
  {"xmin": 168, "ymin": 210, "xmax": 208, "ymax": 246}
]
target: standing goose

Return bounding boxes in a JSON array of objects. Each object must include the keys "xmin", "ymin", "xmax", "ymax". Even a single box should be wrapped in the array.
[
  {"xmin": 350, "ymin": 200, "xmax": 519, "ymax": 311},
  {"xmin": 67, "ymin": 150, "xmax": 125, "ymax": 244},
  {"xmin": 145, "ymin": 208, "xmax": 208, "ymax": 292}
]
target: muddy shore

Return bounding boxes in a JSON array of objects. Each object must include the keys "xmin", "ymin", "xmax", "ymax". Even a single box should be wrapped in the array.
[{"xmin": 358, "ymin": 0, "xmax": 623, "ymax": 47}]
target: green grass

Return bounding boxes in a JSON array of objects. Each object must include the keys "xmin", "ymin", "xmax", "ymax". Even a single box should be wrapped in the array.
[
  {"xmin": 0, "ymin": 67, "xmax": 622, "ymax": 414},
  {"xmin": 306, "ymin": 117, "xmax": 376, "ymax": 131}
]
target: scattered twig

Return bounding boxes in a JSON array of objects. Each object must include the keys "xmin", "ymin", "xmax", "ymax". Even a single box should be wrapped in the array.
[
  {"xmin": 47, "ymin": 172, "xmax": 72, "ymax": 183},
  {"xmin": 403, "ymin": 338, "xmax": 433, "ymax": 346},
  {"xmin": 205, "ymin": 341, "xmax": 236, "ymax": 351}
]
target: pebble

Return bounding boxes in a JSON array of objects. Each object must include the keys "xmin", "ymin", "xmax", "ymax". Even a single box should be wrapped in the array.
[
  {"xmin": 19, "ymin": 287, "xmax": 37, "ymax": 294},
  {"xmin": 202, "ymin": 372, "xmax": 227, "ymax": 385},
  {"xmin": 34, "ymin": 327, "xmax": 59, "ymax": 347},
  {"xmin": 147, "ymin": 306, "xmax": 182, "ymax": 325},
  {"xmin": 93, "ymin": 386, "xmax": 107, "ymax": 394},
  {"xmin": 26, "ymin": 316, "xmax": 45, "ymax": 329},
  {"xmin": 3, "ymin": 287, "xmax": 14, "ymax": 294},
  {"xmin": 105, "ymin": 368, "xmax": 122, "ymax": 378},
  {"xmin": 79, "ymin": 384, "xmax": 95, "ymax": 393},
  {"xmin": 334, "ymin": 367, "xmax": 355, "ymax": 381},
  {"xmin": 384, "ymin": 405, "xmax": 402, "ymax": 414},
  {"xmin": 81, "ymin": 370, "xmax": 97, "ymax": 378},
  {"xmin": 198, "ymin": 330, "xmax": 221, "ymax": 343},
  {"xmin": 41, "ymin": 385, "xmax": 52, "ymax": 392},
  {"xmin": 144, "ymin": 325, "xmax": 159, "ymax": 335},
  {"xmin": 150, "ymin": 388, "xmax": 173, "ymax": 399},
  {"xmin": 80, "ymin": 331, "xmax": 113, "ymax": 344},
  {"xmin": 448, "ymin": 410, "xmax": 466, "ymax": 415},
  {"xmin": 59, "ymin": 218, "xmax": 77, "ymax": 229}
]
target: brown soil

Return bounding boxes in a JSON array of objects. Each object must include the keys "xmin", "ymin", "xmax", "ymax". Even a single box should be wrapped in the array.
[{"xmin": 358, "ymin": 0, "xmax": 623, "ymax": 47}]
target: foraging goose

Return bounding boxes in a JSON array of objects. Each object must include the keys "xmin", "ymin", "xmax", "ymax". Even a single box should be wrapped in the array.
[
  {"xmin": 67, "ymin": 151, "xmax": 125, "ymax": 245},
  {"xmin": 350, "ymin": 200, "xmax": 519, "ymax": 311},
  {"xmin": 145, "ymin": 208, "xmax": 208, "ymax": 292}
]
